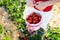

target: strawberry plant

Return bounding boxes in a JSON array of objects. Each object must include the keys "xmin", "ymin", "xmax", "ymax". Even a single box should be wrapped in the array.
[
  {"xmin": 0, "ymin": 0, "xmax": 26, "ymax": 35},
  {"xmin": 3, "ymin": 36, "xmax": 11, "ymax": 40},
  {"xmin": 0, "ymin": 24, "xmax": 3, "ymax": 35},
  {"xmin": 43, "ymin": 25, "xmax": 60, "ymax": 40}
]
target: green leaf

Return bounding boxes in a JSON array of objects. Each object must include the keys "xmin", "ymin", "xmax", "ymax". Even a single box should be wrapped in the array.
[
  {"xmin": 3, "ymin": 36, "xmax": 11, "ymax": 40},
  {"xmin": 0, "ymin": 24, "xmax": 3, "ymax": 34}
]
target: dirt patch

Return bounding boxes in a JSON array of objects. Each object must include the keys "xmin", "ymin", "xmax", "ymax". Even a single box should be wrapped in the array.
[{"xmin": 0, "ymin": 7, "xmax": 19, "ymax": 40}]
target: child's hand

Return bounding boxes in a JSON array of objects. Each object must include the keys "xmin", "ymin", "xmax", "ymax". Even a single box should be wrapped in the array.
[
  {"xmin": 26, "ymin": 0, "xmax": 60, "ymax": 11},
  {"xmin": 34, "ymin": 0, "xmax": 60, "ymax": 11}
]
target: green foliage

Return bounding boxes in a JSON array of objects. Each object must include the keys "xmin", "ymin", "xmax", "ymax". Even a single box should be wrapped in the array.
[
  {"xmin": 29, "ymin": 34, "xmax": 42, "ymax": 40},
  {"xmin": 0, "ymin": 0, "xmax": 26, "ymax": 34},
  {"xmin": 44, "ymin": 27, "xmax": 60, "ymax": 40},
  {"xmin": 0, "ymin": 24, "xmax": 3, "ymax": 35},
  {"xmin": 3, "ymin": 36, "xmax": 11, "ymax": 40}
]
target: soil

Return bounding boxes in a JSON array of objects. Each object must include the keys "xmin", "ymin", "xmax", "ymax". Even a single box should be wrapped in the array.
[{"xmin": 0, "ymin": 7, "xmax": 19, "ymax": 40}]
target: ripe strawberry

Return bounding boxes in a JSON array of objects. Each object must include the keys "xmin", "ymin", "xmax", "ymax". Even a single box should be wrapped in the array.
[
  {"xmin": 40, "ymin": 0, "xmax": 48, "ymax": 1},
  {"xmin": 34, "ymin": 0, "xmax": 48, "ymax": 2},
  {"xmin": 34, "ymin": 6, "xmax": 39, "ymax": 10},
  {"xmin": 27, "ymin": 16, "xmax": 32, "ymax": 20},
  {"xmin": 36, "ymin": 20, "xmax": 39, "ymax": 23},
  {"xmin": 35, "ymin": 17, "xmax": 39, "ymax": 21},
  {"xmin": 26, "ymin": 12, "xmax": 42, "ymax": 24},
  {"xmin": 24, "ymin": 36, "xmax": 28, "ymax": 40},
  {"xmin": 33, "ymin": 20, "xmax": 36, "ymax": 24},
  {"xmin": 27, "ymin": 20, "xmax": 33, "ymax": 24},
  {"xmin": 43, "ymin": 5, "xmax": 53, "ymax": 12}
]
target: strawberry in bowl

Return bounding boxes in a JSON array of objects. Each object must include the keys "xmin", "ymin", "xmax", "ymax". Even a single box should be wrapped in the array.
[{"xmin": 26, "ymin": 12, "xmax": 42, "ymax": 24}]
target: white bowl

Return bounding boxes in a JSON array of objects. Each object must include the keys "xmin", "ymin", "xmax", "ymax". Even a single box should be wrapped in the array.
[{"xmin": 23, "ymin": 6, "xmax": 53, "ymax": 31}]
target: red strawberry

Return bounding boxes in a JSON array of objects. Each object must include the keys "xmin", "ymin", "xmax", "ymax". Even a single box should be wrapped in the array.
[
  {"xmin": 26, "ymin": 12, "xmax": 42, "ymax": 24},
  {"xmin": 35, "ymin": 17, "xmax": 39, "ymax": 21},
  {"xmin": 34, "ymin": 0, "xmax": 48, "ymax": 2},
  {"xmin": 40, "ymin": 0, "xmax": 48, "ymax": 1},
  {"xmin": 27, "ymin": 20, "xmax": 33, "ymax": 24},
  {"xmin": 34, "ymin": 6, "xmax": 39, "ymax": 10},
  {"xmin": 27, "ymin": 16, "xmax": 32, "ymax": 20},
  {"xmin": 24, "ymin": 36, "xmax": 28, "ymax": 40},
  {"xmin": 43, "ymin": 5, "xmax": 53, "ymax": 12},
  {"xmin": 36, "ymin": 20, "xmax": 39, "ymax": 23},
  {"xmin": 33, "ymin": 20, "xmax": 36, "ymax": 24}
]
